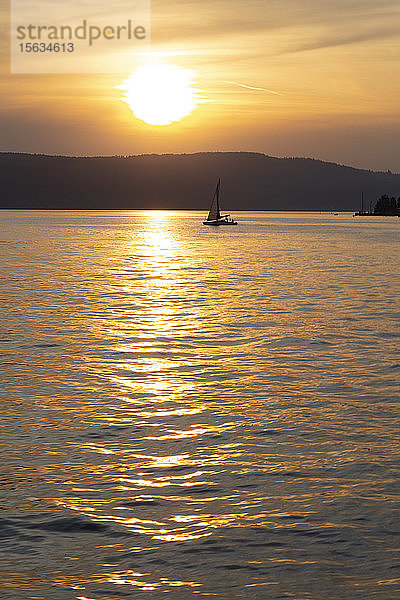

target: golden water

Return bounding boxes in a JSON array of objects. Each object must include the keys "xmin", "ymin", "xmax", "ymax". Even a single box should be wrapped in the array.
[{"xmin": 1, "ymin": 211, "xmax": 399, "ymax": 600}]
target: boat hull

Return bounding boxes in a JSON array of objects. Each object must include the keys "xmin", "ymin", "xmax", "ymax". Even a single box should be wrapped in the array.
[{"xmin": 202, "ymin": 220, "xmax": 238, "ymax": 226}]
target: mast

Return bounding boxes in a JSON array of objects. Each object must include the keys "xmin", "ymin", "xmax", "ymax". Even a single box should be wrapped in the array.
[
  {"xmin": 216, "ymin": 178, "xmax": 220, "ymax": 217},
  {"xmin": 207, "ymin": 179, "xmax": 221, "ymax": 221}
]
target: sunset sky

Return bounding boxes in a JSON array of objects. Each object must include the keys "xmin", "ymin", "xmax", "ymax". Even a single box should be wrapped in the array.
[{"xmin": 1, "ymin": 0, "xmax": 400, "ymax": 170}]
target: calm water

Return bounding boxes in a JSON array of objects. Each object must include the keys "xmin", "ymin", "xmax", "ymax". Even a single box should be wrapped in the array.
[{"xmin": 1, "ymin": 210, "xmax": 400, "ymax": 600}]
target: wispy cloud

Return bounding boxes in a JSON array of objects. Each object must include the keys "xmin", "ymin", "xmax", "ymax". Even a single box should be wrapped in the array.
[
  {"xmin": 151, "ymin": 0, "xmax": 400, "ymax": 55},
  {"xmin": 222, "ymin": 81, "xmax": 283, "ymax": 95}
]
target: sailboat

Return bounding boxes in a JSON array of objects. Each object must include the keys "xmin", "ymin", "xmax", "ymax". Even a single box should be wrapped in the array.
[{"xmin": 203, "ymin": 179, "xmax": 238, "ymax": 226}]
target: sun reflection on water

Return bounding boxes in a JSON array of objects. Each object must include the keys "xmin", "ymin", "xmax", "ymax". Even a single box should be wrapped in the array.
[
  {"xmin": 4, "ymin": 212, "xmax": 400, "ymax": 599},
  {"xmin": 57, "ymin": 211, "xmax": 224, "ymax": 561}
]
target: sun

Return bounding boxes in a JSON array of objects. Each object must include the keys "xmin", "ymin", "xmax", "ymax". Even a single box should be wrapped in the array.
[{"xmin": 117, "ymin": 61, "xmax": 207, "ymax": 126}]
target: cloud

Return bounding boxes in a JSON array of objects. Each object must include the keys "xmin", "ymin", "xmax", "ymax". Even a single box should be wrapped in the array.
[
  {"xmin": 222, "ymin": 81, "xmax": 283, "ymax": 95},
  {"xmin": 151, "ymin": 0, "xmax": 400, "ymax": 55}
]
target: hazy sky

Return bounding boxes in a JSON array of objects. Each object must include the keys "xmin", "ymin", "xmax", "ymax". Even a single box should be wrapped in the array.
[{"xmin": 1, "ymin": 0, "xmax": 400, "ymax": 170}]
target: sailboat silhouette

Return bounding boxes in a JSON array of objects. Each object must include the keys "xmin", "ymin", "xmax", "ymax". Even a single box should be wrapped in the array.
[{"xmin": 203, "ymin": 179, "xmax": 238, "ymax": 226}]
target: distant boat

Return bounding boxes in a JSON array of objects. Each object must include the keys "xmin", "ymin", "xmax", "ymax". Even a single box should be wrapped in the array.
[
  {"xmin": 354, "ymin": 189, "xmax": 374, "ymax": 216},
  {"xmin": 203, "ymin": 179, "xmax": 238, "ymax": 226}
]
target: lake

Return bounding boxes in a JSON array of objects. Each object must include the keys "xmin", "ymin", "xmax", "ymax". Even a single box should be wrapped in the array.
[{"xmin": 1, "ymin": 210, "xmax": 399, "ymax": 600}]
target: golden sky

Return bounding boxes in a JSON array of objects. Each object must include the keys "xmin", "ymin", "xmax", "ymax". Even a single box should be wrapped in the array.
[{"xmin": 1, "ymin": 0, "xmax": 400, "ymax": 170}]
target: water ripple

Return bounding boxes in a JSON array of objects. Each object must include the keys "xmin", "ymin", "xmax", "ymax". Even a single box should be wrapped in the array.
[{"xmin": 0, "ymin": 211, "xmax": 399, "ymax": 600}]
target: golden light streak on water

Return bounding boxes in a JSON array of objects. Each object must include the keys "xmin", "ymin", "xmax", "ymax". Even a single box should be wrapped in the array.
[{"xmin": 1, "ymin": 211, "xmax": 399, "ymax": 599}]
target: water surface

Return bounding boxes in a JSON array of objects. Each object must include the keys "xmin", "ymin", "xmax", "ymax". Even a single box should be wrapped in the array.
[{"xmin": 1, "ymin": 211, "xmax": 399, "ymax": 600}]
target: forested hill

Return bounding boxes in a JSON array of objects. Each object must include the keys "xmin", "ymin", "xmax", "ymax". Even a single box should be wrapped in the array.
[{"xmin": 1, "ymin": 151, "xmax": 399, "ymax": 210}]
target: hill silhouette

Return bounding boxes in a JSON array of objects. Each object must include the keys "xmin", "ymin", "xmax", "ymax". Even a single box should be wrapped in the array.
[{"xmin": 1, "ymin": 151, "xmax": 399, "ymax": 211}]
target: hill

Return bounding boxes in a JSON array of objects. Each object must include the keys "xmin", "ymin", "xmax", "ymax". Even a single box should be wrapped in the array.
[{"xmin": 1, "ymin": 151, "xmax": 400, "ymax": 210}]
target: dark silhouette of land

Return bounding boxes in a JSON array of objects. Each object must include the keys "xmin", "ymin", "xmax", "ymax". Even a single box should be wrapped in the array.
[{"xmin": 1, "ymin": 151, "xmax": 399, "ymax": 211}]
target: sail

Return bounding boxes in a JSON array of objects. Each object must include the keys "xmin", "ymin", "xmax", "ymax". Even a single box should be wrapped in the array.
[{"xmin": 207, "ymin": 179, "xmax": 221, "ymax": 221}]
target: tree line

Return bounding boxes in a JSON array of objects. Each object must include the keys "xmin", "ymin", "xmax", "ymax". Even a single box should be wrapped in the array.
[{"xmin": 373, "ymin": 194, "xmax": 400, "ymax": 215}]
